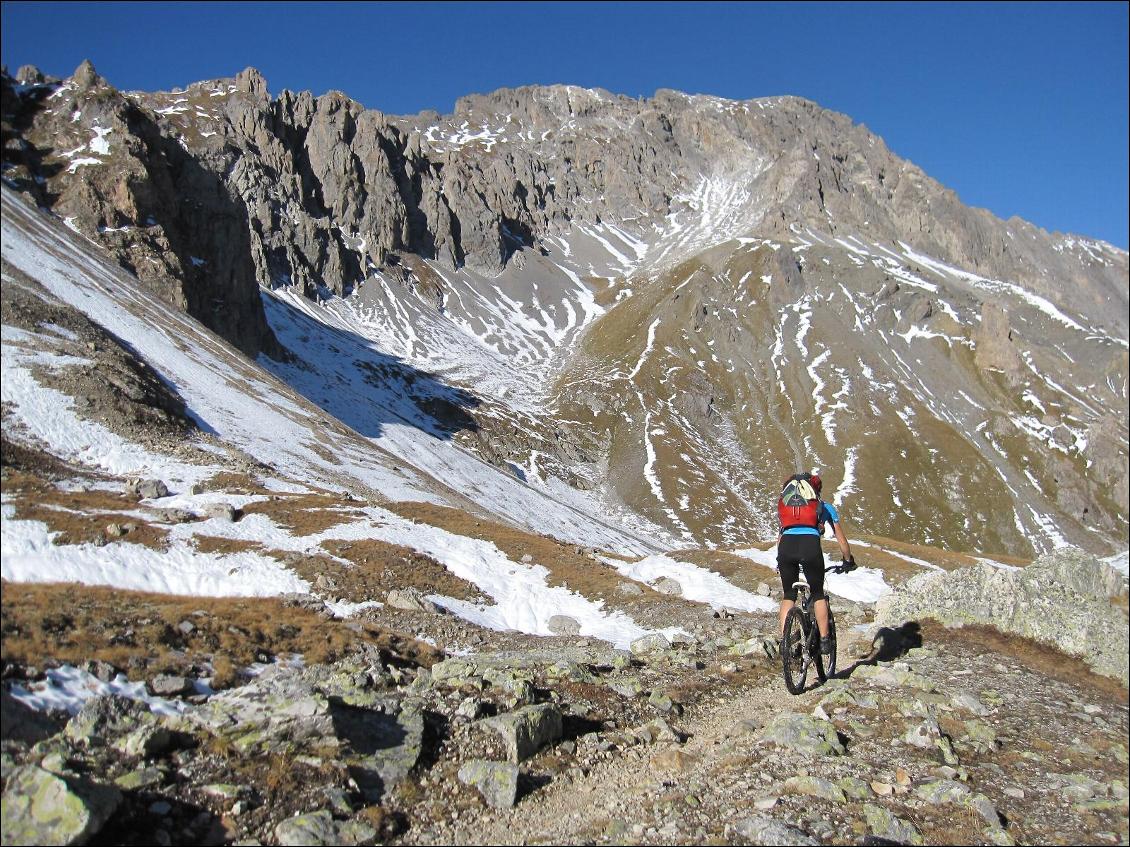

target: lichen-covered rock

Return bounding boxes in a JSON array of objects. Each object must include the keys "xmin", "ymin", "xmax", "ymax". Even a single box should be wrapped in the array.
[
  {"xmin": 875, "ymin": 547, "xmax": 1130, "ymax": 686},
  {"xmin": 729, "ymin": 815, "xmax": 819, "ymax": 846},
  {"xmin": 759, "ymin": 713, "xmax": 845, "ymax": 757},
  {"xmin": 863, "ymin": 804, "xmax": 923, "ymax": 845},
  {"xmin": 385, "ymin": 587, "xmax": 442, "ymax": 613},
  {"xmin": 483, "ymin": 703, "xmax": 563, "ymax": 762},
  {"xmin": 274, "ymin": 809, "xmax": 377, "ymax": 846},
  {"xmin": 1, "ymin": 764, "xmax": 121, "ymax": 846},
  {"xmin": 630, "ymin": 633, "xmax": 671, "ymax": 655},
  {"xmin": 64, "ymin": 696, "xmax": 150, "ymax": 747},
  {"xmin": 148, "ymin": 674, "xmax": 193, "ymax": 697},
  {"xmin": 783, "ymin": 775, "xmax": 846, "ymax": 804},
  {"xmin": 186, "ymin": 664, "xmax": 335, "ymax": 753},
  {"xmin": 547, "ymin": 614, "xmax": 581, "ymax": 636},
  {"xmin": 457, "ymin": 759, "xmax": 521, "ymax": 808}
]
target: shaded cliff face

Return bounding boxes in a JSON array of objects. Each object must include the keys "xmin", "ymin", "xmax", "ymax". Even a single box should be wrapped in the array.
[
  {"xmin": 0, "ymin": 63, "xmax": 281, "ymax": 359},
  {"xmin": 2, "ymin": 62, "xmax": 1126, "ymax": 558}
]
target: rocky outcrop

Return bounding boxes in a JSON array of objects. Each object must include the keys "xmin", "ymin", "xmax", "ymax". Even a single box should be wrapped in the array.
[
  {"xmin": 875, "ymin": 548, "xmax": 1129, "ymax": 685},
  {"xmin": 1, "ymin": 63, "xmax": 280, "ymax": 358},
  {"xmin": 5, "ymin": 62, "xmax": 1124, "ymax": 357}
]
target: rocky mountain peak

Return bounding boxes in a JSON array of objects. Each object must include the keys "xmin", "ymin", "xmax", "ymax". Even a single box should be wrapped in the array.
[{"xmin": 234, "ymin": 65, "xmax": 268, "ymax": 96}]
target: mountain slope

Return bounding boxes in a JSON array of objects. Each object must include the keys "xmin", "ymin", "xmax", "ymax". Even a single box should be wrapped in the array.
[{"xmin": 2, "ymin": 61, "xmax": 1127, "ymax": 560}]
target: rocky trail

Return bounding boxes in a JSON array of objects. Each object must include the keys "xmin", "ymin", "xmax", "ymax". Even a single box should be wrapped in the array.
[
  {"xmin": 422, "ymin": 621, "xmax": 1130, "ymax": 846},
  {"xmin": 3, "ymin": 579, "xmax": 1127, "ymax": 846}
]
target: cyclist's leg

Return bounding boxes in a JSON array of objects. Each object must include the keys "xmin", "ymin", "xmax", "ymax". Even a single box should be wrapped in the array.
[
  {"xmin": 798, "ymin": 536, "xmax": 830, "ymax": 637},
  {"xmin": 777, "ymin": 537, "xmax": 802, "ymax": 637}
]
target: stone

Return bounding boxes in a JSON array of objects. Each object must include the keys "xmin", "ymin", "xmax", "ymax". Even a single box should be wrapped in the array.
[
  {"xmin": 951, "ymin": 691, "xmax": 992, "ymax": 716},
  {"xmin": 149, "ymin": 674, "xmax": 194, "ymax": 697},
  {"xmin": 153, "ymin": 507, "xmax": 195, "ymax": 524},
  {"xmin": 483, "ymin": 704, "xmax": 563, "ymax": 762},
  {"xmin": 730, "ymin": 815, "xmax": 819, "ymax": 845},
  {"xmin": 759, "ymin": 713, "xmax": 845, "ymax": 757},
  {"xmin": 916, "ymin": 778, "xmax": 970, "ymax": 805},
  {"xmin": 385, "ymin": 588, "xmax": 441, "ymax": 613},
  {"xmin": 131, "ymin": 479, "xmax": 170, "ymax": 500},
  {"xmin": 616, "ymin": 581, "xmax": 644, "ymax": 596},
  {"xmin": 274, "ymin": 809, "xmax": 375, "ymax": 846},
  {"xmin": 863, "ymin": 805, "xmax": 923, "ymax": 845},
  {"xmin": 607, "ymin": 678, "xmax": 643, "ymax": 698},
  {"xmin": 756, "ymin": 582, "xmax": 772, "ymax": 596},
  {"xmin": 875, "ymin": 548, "xmax": 1130, "ymax": 685},
  {"xmin": 837, "ymin": 776, "xmax": 872, "ymax": 801},
  {"xmin": 635, "ymin": 718, "xmax": 680, "ymax": 744},
  {"xmin": 647, "ymin": 690, "xmax": 676, "ymax": 713},
  {"xmin": 629, "ymin": 633, "xmax": 671, "ymax": 655},
  {"xmin": 547, "ymin": 615, "xmax": 581, "ymax": 636},
  {"xmin": 115, "ymin": 723, "xmax": 173, "ymax": 759},
  {"xmin": 186, "ymin": 664, "xmax": 335, "ymax": 753},
  {"xmin": 1, "ymin": 764, "xmax": 122, "ymax": 846},
  {"xmin": 654, "ymin": 577, "xmax": 682, "ymax": 596},
  {"xmin": 114, "ymin": 766, "xmax": 164, "ymax": 791},
  {"xmin": 784, "ymin": 775, "xmax": 846, "ymax": 804},
  {"xmin": 457, "ymin": 759, "xmax": 521, "ymax": 808},
  {"xmin": 201, "ymin": 502, "xmax": 239, "ymax": 522},
  {"xmin": 65, "ymin": 695, "xmax": 150, "ymax": 747},
  {"xmin": 649, "ymin": 748, "xmax": 698, "ymax": 773},
  {"xmin": 456, "ymin": 697, "xmax": 485, "ymax": 720},
  {"xmin": 725, "ymin": 717, "xmax": 764, "ymax": 737}
]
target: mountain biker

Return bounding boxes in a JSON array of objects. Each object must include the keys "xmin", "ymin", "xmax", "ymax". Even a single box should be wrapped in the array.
[{"xmin": 776, "ymin": 470, "xmax": 856, "ymax": 656}]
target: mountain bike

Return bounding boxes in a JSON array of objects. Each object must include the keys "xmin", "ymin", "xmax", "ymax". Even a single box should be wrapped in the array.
[{"xmin": 781, "ymin": 563, "xmax": 850, "ymax": 695}]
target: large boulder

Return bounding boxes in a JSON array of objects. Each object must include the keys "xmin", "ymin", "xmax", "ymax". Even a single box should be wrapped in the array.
[
  {"xmin": 1, "ymin": 765, "xmax": 121, "ymax": 846},
  {"xmin": 186, "ymin": 664, "xmax": 336, "ymax": 753},
  {"xmin": 482, "ymin": 703, "xmax": 563, "ymax": 762},
  {"xmin": 875, "ymin": 547, "xmax": 1129, "ymax": 686},
  {"xmin": 457, "ymin": 759, "xmax": 521, "ymax": 808}
]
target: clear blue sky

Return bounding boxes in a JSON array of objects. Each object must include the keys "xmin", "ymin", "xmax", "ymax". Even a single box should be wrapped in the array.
[{"xmin": 3, "ymin": 1, "xmax": 1127, "ymax": 248}]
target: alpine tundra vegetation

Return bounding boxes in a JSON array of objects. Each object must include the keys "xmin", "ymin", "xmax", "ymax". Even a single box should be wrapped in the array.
[{"xmin": 0, "ymin": 61, "xmax": 1127, "ymax": 846}]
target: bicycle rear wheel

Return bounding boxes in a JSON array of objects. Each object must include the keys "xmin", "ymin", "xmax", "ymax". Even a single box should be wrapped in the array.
[
  {"xmin": 815, "ymin": 608, "xmax": 837, "ymax": 681},
  {"xmin": 782, "ymin": 606, "xmax": 810, "ymax": 695}
]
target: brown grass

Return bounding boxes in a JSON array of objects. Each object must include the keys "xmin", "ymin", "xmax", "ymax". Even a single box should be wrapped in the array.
[
  {"xmin": 317, "ymin": 539, "xmax": 479, "ymax": 601},
  {"xmin": 191, "ymin": 536, "xmax": 267, "ymax": 556},
  {"xmin": 387, "ymin": 501, "xmax": 665, "ymax": 604},
  {"xmin": 0, "ymin": 581, "xmax": 444, "ymax": 685},
  {"xmin": 919, "ymin": 620, "xmax": 1128, "ymax": 704},
  {"xmin": 240, "ymin": 492, "xmax": 363, "ymax": 536},
  {"xmin": 2, "ymin": 469, "xmax": 169, "ymax": 548},
  {"xmin": 198, "ymin": 471, "xmax": 272, "ymax": 495}
]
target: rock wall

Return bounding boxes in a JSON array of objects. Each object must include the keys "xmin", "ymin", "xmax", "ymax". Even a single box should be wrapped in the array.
[{"xmin": 874, "ymin": 548, "xmax": 1129, "ymax": 686}]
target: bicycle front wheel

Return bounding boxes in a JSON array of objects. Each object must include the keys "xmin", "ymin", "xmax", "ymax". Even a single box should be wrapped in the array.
[
  {"xmin": 782, "ymin": 606, "xmax": 810, "ymax": 695},
  {"xmin": 815, "ymin": 608, "xmax": 837, "ymax": 682}
]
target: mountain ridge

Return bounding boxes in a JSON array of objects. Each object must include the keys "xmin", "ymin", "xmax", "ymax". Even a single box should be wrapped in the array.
[{"xmin": 2, "ymin": 60, "xmax": 1127, "ymax": 559}]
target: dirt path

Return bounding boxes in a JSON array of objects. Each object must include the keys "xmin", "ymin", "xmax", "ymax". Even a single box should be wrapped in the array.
[
  {"xmin": 433, "ymin": 662, "xmax": 827, "ymax": 845},
  {"xmin": 411, "ymin": 632, "xmax": 1130, "ymax": 847}
]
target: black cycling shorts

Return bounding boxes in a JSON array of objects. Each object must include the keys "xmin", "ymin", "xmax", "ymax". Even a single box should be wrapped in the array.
[{"xmin": 777, "ymin": 534, "xmax": 826, "ymax": 602}]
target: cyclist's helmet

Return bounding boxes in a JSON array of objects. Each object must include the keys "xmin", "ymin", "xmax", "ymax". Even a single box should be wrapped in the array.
[{"xmin": 809, "ymin": 471, "xmax": 822, "ymax": 495}]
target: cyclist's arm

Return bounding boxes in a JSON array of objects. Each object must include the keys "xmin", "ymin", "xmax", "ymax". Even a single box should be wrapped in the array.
[{"xmin": 831, "ymin": 520, "xmax": 853, "ymax": 562}]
